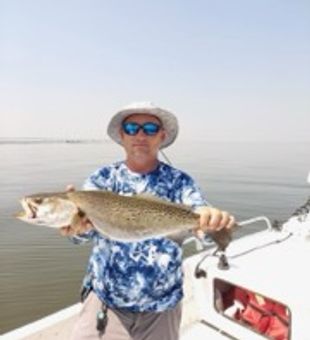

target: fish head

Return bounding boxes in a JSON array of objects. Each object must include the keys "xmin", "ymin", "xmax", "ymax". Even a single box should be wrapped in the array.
[{"xmin": 16, "ymin": 193, "xmax": 78, "ymax": 228}]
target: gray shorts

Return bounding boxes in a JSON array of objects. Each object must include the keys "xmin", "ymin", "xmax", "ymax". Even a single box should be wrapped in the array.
[{"xmin": 70, "ymin": 291, "xmax": 182, "ymax": 340}]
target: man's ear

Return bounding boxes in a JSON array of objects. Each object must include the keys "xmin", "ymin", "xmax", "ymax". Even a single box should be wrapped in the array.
[
  {"xmin": 119, "ymin": 128, "xmax": 124, "ymax": 140},
  {"xmin": 160, "ymin": 129, "xmax": 167, "ymax": 143}
]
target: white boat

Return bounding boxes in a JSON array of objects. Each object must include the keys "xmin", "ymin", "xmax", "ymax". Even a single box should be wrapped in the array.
[{"xmin": 2, "ymin": 175, "xmax": 310, "ymax": 340}]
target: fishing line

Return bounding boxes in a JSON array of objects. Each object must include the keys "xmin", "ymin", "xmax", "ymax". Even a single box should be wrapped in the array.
[
  {"xmin": 229, "ymin": 232, "xmax": 293, "ymax": 259},
  {"xmin": 159, "ymin": 150, "xmax": 172, "ymax": 165}
]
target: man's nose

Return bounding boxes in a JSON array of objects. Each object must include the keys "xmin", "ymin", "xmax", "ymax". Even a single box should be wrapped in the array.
[{"xmin": 135, "ymin": 128, "xmax": 147, "ymax": 139}]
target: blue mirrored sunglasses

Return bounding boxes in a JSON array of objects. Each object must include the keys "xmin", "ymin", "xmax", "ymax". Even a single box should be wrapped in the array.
[{"xmin": 122, "ymin": 122, "xmax": 162, "ymax": 136}]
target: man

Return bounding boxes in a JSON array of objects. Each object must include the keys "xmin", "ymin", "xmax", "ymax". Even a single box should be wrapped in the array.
[{"xmin": 62, "ymin": 102, "xmax": 235, "ymax": 340}]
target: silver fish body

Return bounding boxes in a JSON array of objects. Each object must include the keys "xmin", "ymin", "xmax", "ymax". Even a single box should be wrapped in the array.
[{"xmin": 16, "ymin": 190, "xmax": 232, "ymax": 250}]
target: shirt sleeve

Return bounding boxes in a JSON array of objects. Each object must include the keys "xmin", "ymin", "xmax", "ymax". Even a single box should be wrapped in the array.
[
  {"xmin": 177, "ymin": 173, "xmax": 210, "ymax": 210},
  {"xmin": 83, "ymin": 165, "xmax": 115, "ymax": 190},
  {"xmin": 176, "ymin": 173, "xmax": 216, "ymax": 244},
  {"xmin": 176, "ymin": 173, "xmax": 214, "ymax": 244}
]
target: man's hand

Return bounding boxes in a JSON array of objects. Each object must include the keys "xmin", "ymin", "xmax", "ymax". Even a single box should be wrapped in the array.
[
  {"xmin": 194, "ymin": 206, "xmax": 235, "ymax": 238},
  {"xmin": 59, "ymin": 185, "xmax": 94, "ymax": 236}
]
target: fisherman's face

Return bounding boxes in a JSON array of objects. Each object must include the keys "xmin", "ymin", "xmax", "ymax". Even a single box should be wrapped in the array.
[{"xmin": 120, "ymin": 114, "xmax": 166, "ymax": 160}]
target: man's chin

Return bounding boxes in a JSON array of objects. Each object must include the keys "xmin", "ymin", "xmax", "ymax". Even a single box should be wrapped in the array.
[{"xmin": 132, "ymin": 146, "xmax": 149, "ymax": 153}]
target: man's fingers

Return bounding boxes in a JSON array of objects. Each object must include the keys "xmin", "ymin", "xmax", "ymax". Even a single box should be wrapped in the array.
[
  {"xmin": 66, "ymin": 184, "xmax": 75, "ymax": 192},
  {"xmin": 227, "ymin": 215, "xmax": 236, "ymax": 229},
  {"xmin": 60, "ymin": 226, "xmax": 73, "ymax": 236},
  {"xmin": 209, "ymin": 210, "xmax": 222, "ymax": 229},
  {"xmin": 217, "ymin": 211, "xmax": 230, "ymax": 229},
  {"xmin": 199, "ymin": 210, "xmax": 210, "ymax": 227},
  {"xmin": 198, "ymin": 207, "xmax": 236, "ymax": 232},
  {"xmin": 60, "ymin": 218, "xmax": 93, "ymax": 237},
  {"xmin": 199, "ymin": 207, "xmax": 223, "ymax": 230}
]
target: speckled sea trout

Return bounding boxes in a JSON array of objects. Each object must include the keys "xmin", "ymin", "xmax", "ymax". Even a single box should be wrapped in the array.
[{"xmin": 16, "ymin": 191, "xmax": 232, "ymax": 250}]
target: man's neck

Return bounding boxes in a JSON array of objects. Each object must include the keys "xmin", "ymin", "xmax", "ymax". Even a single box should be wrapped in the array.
[{"xmin": 125, "ymin": 158, "xmax": 159, "ymax": 174}]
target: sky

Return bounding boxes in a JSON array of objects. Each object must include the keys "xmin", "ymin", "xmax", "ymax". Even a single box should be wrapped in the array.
[{"xmin": 1, "ymin": 0, "xmax": 309, "ymax": 142}]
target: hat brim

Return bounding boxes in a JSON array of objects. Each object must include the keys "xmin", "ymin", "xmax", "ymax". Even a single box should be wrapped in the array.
[{"xmin": 107, "ymin": 106, "xmax": 178, "ymax": 149}]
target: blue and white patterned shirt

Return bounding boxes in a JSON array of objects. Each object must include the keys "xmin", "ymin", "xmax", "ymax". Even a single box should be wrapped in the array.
[{"xmin": 72, "ymin": 161, "xmax": 207, "ymax": 312}]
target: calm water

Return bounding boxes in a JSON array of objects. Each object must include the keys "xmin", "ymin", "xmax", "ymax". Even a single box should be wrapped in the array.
[{"xmin": 0, "ymin": 141, "xmax": 309, "ymax": 333}]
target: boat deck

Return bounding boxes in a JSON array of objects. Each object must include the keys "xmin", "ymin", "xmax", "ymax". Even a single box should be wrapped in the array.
[
  {"xmin": 3, "ymin": 317, "xmax": 234, "ymax": 340},
  {"xmin": 2, "ymin": 306, "xmax": 234, "ymax": 340},
  {"xmin": 2, "ymin": 251, "xmax": 232, "ymax": 340}
]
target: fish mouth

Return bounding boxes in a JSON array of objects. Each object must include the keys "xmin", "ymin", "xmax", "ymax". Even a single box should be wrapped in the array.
[{"xmin": 20, "ymin": 199, "xmax": 37, "ymax": 219}]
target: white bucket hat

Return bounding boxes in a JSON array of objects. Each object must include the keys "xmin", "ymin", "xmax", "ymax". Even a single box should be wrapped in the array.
[{"xmin": 107, "ymin": 102, "xmax": 179, "ymax": 149}]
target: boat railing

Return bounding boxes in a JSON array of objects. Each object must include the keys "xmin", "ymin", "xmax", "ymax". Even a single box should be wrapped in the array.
[
  {"xmin": 182, "ymin": 215, "xmax": 273, "ymax": 252},
  {"xmin": 238, "ymin": 216, "xmax": 273, "ymax": 230}
]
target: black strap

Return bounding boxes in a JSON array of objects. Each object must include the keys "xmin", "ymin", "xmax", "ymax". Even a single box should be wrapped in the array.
[
  {"xmin": 80, "ymin": 286, "xmax": 109, "ymax": 335},
  {"xmin": 80, "ymin": 286, "xmax": 92, "ymax": 302},
  {"xmin": 97, "ymin": 302, "xmax": 108, "ymax": 335}
]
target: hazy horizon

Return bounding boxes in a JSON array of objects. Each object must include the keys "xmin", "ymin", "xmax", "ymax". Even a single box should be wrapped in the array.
[
  {"xmin": 1, "ymin": 1, "xmax": 309, "ymax": 142},
  {"xmin": 0, "ymin": 137, "xmax": 309, "ymax": 144}
]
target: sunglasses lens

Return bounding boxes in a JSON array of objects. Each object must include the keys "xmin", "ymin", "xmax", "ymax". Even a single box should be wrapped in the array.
[
  {"xmin": 142, "ymin": 122, "xmax": 161, "ymax": 135},
  {"xmin": 122, "ymin": 122, "xmax": 161, "ymax": 136},
  {"xmin": 122, "ymin": 122, "xmax": 140, "ymax": 135}
]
